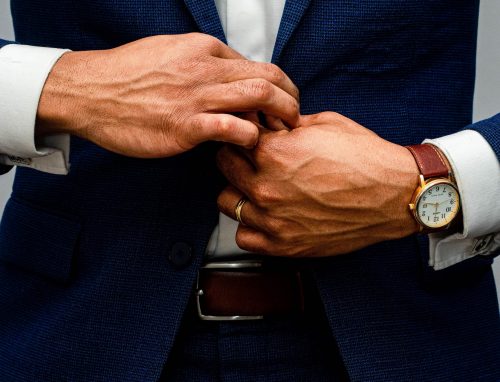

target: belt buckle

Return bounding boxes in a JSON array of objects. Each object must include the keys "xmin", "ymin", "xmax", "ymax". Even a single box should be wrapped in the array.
[{"xmin": 196, "ymin": 260, "xmax": 265, "ymax": 321}]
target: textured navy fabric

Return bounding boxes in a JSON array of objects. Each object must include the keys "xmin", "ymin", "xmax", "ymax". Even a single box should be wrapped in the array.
[
  {"xmin": 0, "ymin": 197, "xmax": 81, "ymax": 283},
  {"xmin": 0, "ymin": 39, "xmax": 12, "ymax": 48},
  {"xmin": 0, "ymin": 1, "xmax": 499, "ymax": 381},
  {"xmin": 469, "ymin": 114, "xmax": 500, "ymax": 159}
]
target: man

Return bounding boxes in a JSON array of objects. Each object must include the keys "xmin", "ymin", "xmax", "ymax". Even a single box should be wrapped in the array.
[{"xmin": 0, "ymin": 1, "xmax": 498, "ymax": 381}]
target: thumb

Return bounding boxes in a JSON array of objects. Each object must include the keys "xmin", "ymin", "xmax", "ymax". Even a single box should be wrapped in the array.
[{"xmin": 188, "ymin": 113, "xmax": 259, "ymax": 149}]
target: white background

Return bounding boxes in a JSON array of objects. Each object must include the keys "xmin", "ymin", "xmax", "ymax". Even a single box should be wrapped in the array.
[{"xmin": 0, "ymin": 1, "xmax": 499, "ymax": 301}]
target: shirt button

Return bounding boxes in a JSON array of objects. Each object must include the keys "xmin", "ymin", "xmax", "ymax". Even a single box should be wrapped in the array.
[{"xmin": 168, "ymin": 242, "xmax": 193, "ymax": 268}]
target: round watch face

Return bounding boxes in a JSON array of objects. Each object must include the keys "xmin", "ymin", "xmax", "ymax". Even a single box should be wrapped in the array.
[{"xmin": 416, "ymin": 181, "xmax": 460, "ymax": 229}]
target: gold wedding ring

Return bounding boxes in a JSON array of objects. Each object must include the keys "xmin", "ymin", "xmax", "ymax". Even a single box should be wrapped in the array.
[{"xmin": 234, "ymin": 198, "xmax": 247, "ymax": 225}]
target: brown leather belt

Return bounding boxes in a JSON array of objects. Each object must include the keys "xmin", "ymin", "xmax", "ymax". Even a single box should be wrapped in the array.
[{"xmin": 195, "ymin": 260, "xmax": 305, "ymax": 321}]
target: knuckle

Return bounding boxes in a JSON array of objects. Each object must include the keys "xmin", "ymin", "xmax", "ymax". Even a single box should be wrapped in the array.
[
  {"xmin": 322, "ymin": 111, "xmax": 342, "ymax": 122},
  {"xmin": 216, "ymin": 193, "xmax": 227, "ymax": 213},
  {"xmin": 252, "ymin": 184, "xmax": 276, "ymax": 205},
  {"xmin": 252, "ymin": 143, "xmax": 269, "ymax": 163},
  {"xmin": 289, "ymin": 98, "xmax": 300, "ymax": 116},
  {"xmin": 266, "ymin": 218, "xmax": 285, "ymax": 235},
  {"xmin": 188, "ymin": 32, "xmax": 203, "ymax": 39},
  {"xmin": 249, "ymin": 79, "xmax": 273, "ymax": 101},
  {"xmin": 192, "ymin": 33, "xmax": 221, "ymax": 52},
  {"xmin": 205, "ymin": 37, "xmax": 222, "ymax": 52},
  {"xmin": 194, "ymin": 32, "xmax": 212, "ymax": 43},
  {"xmin": 326, "ymin": 111, "xmax": 342, "ymax": 119},
  {"xmin": 309, "ymin": 111, "xmax": 339, "ymax": 124},
  {"xmin": 212, "ymin": 116, "xmax": 233, "ymax": 137},
  {"xmin": 274, "ymin": 228, "xmax": 291, "ymax": 242},
  {"xmin": 235, "ymin": 231, "xmax": 251, "ymax": 250},
  {"xmin": 264, "ymin": 63, "xmax": 286, "ymax": 83}
]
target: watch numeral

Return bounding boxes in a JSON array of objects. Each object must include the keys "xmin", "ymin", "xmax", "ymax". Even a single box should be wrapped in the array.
[{"xmin": 446, "ymin": 207, "xmax": 451, "ymax": 212}]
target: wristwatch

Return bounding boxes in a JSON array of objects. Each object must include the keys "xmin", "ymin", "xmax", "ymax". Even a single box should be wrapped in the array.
[{"xmin": 406, "ymin": 144, "xmax": 461, "ymax": 232}]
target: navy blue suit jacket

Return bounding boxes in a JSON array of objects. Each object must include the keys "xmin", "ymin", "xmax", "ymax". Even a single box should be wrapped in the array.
[{"xmin": 0, "ymin": 1, "xmax": 499, "ymax": 381}]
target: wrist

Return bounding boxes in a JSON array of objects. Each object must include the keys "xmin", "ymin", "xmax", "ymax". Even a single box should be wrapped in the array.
[
  {"xmin": 35, "ymin": 50, "xmax": 98, "ymax": 138},
  {"xmin": 394, "ymin": 145, "xmax": 421, "ymax": 236}
]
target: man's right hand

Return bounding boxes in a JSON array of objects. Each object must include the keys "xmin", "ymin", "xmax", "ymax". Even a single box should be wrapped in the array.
[{"xmin": 36, "ymin": 33, "xmax": 300, "ymax": 158}]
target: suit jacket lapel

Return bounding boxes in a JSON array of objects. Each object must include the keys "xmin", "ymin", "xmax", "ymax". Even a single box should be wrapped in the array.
[
  {"xmin": 183, "ymin": 0, "xmax": 227, "ymax": 43},
  {"xmin": 272, "ymin": 0, "xmax": 312, "ymax": 63}
]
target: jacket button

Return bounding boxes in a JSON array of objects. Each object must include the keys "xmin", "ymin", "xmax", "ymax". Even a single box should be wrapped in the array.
[{"xmin": 168, "ymin": 242, "xmax": 193, "ymax": 268}]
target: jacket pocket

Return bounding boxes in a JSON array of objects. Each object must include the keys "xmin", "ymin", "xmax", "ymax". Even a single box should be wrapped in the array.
[{"xmin": 0, "ymin": 197, "xmax": 81, "ymax": 283}]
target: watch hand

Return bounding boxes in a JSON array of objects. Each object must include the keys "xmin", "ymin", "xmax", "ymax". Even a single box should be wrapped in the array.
[{"xmin": 435, "ymin": 199, "xmax": 451, "ymax": 211}]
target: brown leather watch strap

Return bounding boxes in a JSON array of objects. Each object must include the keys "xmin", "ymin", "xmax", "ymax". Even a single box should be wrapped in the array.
[{"xmin": 406, "ymin": 144, "xmax": 449, "ymax": 178}]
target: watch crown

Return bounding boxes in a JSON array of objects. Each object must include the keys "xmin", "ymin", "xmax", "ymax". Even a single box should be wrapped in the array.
[{"xmin": 409, "ymin": 203, "xmax": 415, "ymax": 210}]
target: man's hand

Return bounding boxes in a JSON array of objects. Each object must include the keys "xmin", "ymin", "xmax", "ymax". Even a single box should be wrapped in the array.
[
  {"xmin": 217, "ymin": 112, "xmax": 420, "ymax": 257},
  {"xmin": 36, "ymin": 33, "xmax": 299, "ymax": 158}
]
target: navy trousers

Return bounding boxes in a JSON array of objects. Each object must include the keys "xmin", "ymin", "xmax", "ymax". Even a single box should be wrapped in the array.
[{"xmin": 160, "ymin": 273, "xmax": 350, "ymax": 382}]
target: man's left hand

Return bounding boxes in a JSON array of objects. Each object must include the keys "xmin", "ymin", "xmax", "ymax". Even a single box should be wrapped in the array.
[{"xmin": 217, "ymin": 112, "xmax": 421, "ymax": 257}]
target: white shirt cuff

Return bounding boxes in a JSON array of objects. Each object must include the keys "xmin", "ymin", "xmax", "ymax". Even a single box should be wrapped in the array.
[
  {"xmin": 424, "ymin": 130, "xmax": 500, "ymax": 270},
  {"xmin": 0, "ymin": 44, "xmax": 71, "ymax": 175}
]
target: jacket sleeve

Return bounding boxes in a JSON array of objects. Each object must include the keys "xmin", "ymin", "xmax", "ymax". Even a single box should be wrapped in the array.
[
  {"xmin": 0, "ymin": 39, "xmax": 15, "ymax": 49},
  {"xmin": 467, "ymin": 113, "xmax": 500, "ymax": 159}
]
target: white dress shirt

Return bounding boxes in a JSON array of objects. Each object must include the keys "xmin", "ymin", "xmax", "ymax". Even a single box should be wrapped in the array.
[{"xmin": 0, "ymin": 0, "xmax": 498, "ymax": 269}]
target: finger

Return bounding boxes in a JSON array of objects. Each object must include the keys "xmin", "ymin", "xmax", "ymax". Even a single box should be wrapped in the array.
[
  {"xmin": 217, "ymin": 185, "xmax": 265, "ymax": 230},
  {"xmin": 298, "ymin": 113, "xmax": 320, "ymax": 127},
  {"xmin": 233, "ymin": 147, "xmax": 256, "ymax": 166},
  {"xmin": 265, "ymin": 115, "xmax": 289, "ymax": 131},
  {"xmin": 299, "ymin": 112, "xmax": 343, "ymax": 127},
  {"xmin": 216, "ymin": 145, "xmax": 256, "ymax": 194},
  {"xmin": 233, "ymin": 126, "xmax": 277, "ymax": 167},
  {"xmin": 235, "ymin": 225, "xmax": 276, "ymax": 255},
  {"xmin": 221, "ymin": 60, "xmax": 300, "ymax": 101},
  {"xmin": 238, "ymin": 112, "xmax": 262, "ymax": 126},
  {"xmin": 207, "ymin": 79, "xmax": 300, "ymax": 128},
  {"xmin": 188, "ymin": 113, "xmax": 259, "ymax": 149}
]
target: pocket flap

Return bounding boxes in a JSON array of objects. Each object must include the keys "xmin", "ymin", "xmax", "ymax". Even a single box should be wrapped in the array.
[{"xmin": 0, "ymin": 198, "xmax": 81, "ymax": 283}]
